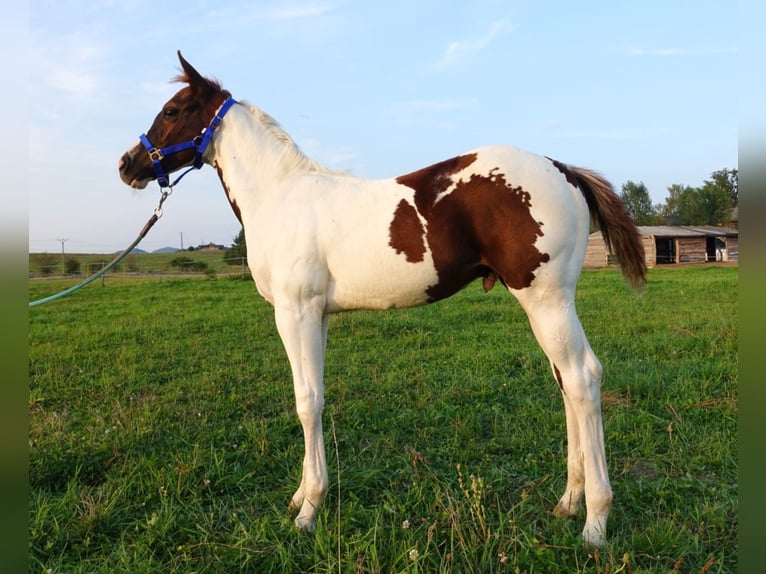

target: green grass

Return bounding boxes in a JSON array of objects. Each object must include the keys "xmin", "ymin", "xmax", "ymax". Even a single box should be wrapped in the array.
[{"xmin": 28, "ymin": 266, "xmax": 738, "ymax": 573}]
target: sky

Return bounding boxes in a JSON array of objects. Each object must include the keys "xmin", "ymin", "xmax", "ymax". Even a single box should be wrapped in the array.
[{"xmin": 27, "ymin": 0, "xmax": 739, "ymax": 254}]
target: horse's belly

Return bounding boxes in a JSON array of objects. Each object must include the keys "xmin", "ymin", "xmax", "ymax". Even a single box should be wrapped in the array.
[{"xmin": 326, "ymin": 254, "xmax": 439, "ymax": 311}]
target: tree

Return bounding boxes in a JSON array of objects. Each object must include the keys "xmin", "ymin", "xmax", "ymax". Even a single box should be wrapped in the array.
[
  {"xmin": 64, "ymin": 257, "xmax": 81, "ymax": 275},
  {"xmin": 705, "ymin": 168, "xmax": 738, "ymax": 207},
  {"xmin": 619, "ymin": 181, "xmax": 658, "ymax": 225},
  {"xmin": 35, "ymin": 252, "xmax": 57, "ymax": 277},
  {"xmin": 660, "ymin": 184, "xmax": 696, "ymax": 224},
  {"xmin": 169, "ymin": 256, "xmax": 207, "ymax": 272},
  {"xmin": 696, "ymin": 181, "xmax": 732, "ymax": 225},
  {"xmin": 660, "ymin": 180, "xmax": 731, "ymax": 226},
  {"xmin": 224, "ymin": 228, "xmax": 247, "ymax": 265},
  {"xmin": 658, "ymin": 167, "xmax": 738, "ymax": 225}
]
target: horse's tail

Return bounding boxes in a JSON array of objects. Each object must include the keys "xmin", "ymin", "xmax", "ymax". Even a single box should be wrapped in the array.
[{"xmin": 569, "ymin": 166, "xmax": 647, "ymax": 290}]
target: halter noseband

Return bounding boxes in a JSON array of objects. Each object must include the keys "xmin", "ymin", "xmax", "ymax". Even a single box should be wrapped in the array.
[{"xmin": 139, "ymin": 97, "xmax": 238, "ymax": 188}]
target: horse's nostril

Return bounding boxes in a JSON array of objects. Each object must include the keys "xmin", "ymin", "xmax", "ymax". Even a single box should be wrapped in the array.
[{"xmin": 119, "ymin": 152, "xmax": 131, "ymax": 171}]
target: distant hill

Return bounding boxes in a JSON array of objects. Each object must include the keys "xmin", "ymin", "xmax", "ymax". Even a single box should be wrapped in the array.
[
  {"xmin": 153, "ymin": 247, "xmax": 181, "ymax": 253},
  {"xmin": 114, "ymin": 247, "xmax": 147, "ymax": 254}
]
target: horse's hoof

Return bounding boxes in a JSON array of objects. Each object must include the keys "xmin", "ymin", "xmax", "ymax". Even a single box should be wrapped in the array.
[
  {"xmin": 294, "ymin": 515, "xmax": 315, "ymax": 532},
  {"xmin": 552, "ymin": 502, "xmax": 576, "ymax": 518},
  {"xmin": 582, "ymin": 525, "xmax": 606, "ymax": 548}
]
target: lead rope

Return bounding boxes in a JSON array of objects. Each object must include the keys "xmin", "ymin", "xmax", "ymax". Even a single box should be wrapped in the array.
[{"xmin": 29, "ymin": 188, "xmax": 173, "ymax": 308}]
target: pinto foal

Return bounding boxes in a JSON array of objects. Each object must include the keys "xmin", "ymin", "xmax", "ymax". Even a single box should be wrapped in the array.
[{"xmin": 119, "ymin": 52, "xmax": 645, "ymax": 547}]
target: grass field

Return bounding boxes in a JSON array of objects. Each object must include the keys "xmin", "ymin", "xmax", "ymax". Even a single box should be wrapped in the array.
[
  {"xmin": 28, "ymin": 266, "xmax": 738, "ymax": 573},
  {"xmin": 28, "ymin": 250, "xmax": 246, "ymax": 279}
]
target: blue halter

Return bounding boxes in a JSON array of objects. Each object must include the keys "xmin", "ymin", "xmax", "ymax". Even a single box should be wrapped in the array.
[{"xmin": 139, "ymin": 97, "xmax": 238, "ymax": 188}]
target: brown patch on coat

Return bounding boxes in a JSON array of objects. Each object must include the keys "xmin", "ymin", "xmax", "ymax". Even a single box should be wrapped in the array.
[
  {"xmin": 392, "ymin": 153, "xmax": 550, "ymax": 301},
  {"xmin": 215, "ymin": 162, "xmax": 242, "ymax": 224},
  {"xmin": 389, "ymin": 199, "xmax": 426, "ymax": 262},
  {"xmin": 396, "ymin": 153, "xmax": 478, "ymax": 218}
]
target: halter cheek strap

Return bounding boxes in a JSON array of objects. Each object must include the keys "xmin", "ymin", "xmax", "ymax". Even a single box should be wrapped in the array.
[{"xmin": 139, "ymin": 97, "xmax": 238, "ymax": 188}]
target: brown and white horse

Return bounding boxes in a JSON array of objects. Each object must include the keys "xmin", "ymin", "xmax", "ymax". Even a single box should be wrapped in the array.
[{"xmin": 119, "ymin": 51, "xmax": 645, "ymax": 547}]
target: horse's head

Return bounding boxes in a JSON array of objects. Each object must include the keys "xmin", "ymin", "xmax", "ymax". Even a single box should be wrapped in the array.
[{"xmin": 118, "ymin": 51, "xmax": 232, "ymax": 189}]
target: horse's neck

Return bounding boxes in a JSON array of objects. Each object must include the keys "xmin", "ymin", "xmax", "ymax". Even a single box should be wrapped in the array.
[{"xmin": 210, "ymin": 105, "xmax": 326, "ymax": 206}]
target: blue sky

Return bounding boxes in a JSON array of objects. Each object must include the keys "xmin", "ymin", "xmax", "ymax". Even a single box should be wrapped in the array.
[{"xmin": 28, "ymin": 0, "xmax": 738, "ymax": 254}]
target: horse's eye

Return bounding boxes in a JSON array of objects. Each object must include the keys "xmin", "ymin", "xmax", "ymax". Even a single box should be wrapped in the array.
[{"xmin": 163, "ymin": 107, "xmax": 179, "ymax": 119}]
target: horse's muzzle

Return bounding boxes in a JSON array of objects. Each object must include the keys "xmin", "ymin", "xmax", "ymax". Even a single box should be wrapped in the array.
[{"xmin": 118, "ymin": 147, "xmax": 151, "ymax": 189}]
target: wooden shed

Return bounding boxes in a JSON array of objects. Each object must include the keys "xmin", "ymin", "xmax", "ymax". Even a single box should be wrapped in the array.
[{"xmin": 584, "ymin": 226, "xmax": 739, "ymax": 269}]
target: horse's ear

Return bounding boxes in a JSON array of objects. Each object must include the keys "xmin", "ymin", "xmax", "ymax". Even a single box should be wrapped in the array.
[{"xmin": 176, "ymin": 50, "xmax": 212, "ymax": 95}]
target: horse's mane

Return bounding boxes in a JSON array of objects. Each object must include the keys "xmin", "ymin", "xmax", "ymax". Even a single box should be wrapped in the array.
[
  {"xmin": 173, "ymin": 73, "xmax": 225, "ymax": 91},
  {"xmin": 172, "ymin": 71, "xmax": 344, "ymax": 176},
  {"xmin": 250, "ymin": 106, "xmax": 338, "ymax": 175}
]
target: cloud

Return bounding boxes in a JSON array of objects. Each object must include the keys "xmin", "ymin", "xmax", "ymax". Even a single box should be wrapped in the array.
[
  {"xmin": 30, "ymin": 32, "xmax": 107, "ymax": 104},
  {"xmin": 551, "ymin": 126, "xmax": 675, "ymax": 141},
  {"xmin": 299, "ymin": 137, "xmax": 357, "ymax": 169},
  {"xmin": 392, "ymin": 98, "xmax": 479, "ymax": 114},
  {"xmin": 267, "ymin": 3, "xmax": 338, "ymax": 21},
  {"xmin": 431, "ymin": 20, "xmax": 513, "ymax": 70},
  {"xmin": 208, "ymin": 1, "xmax": 340, "ymax": 28},
  {"xmin": 390, "ymin": 98, "xmax": 480, "ymax": 130},
  {"xmin": 628, "ymin": 46, "xmax": 737, "ymax": 57}
]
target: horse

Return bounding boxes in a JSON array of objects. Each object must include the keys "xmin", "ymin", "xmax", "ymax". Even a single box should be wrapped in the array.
[{"xmin": 118, "ymin": 51, "xmax": 646, "ymax": 547}]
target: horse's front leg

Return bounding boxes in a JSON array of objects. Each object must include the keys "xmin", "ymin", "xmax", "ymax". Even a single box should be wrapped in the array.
[{"xmin": 274, "ymin": 301, "xmax": 330, "ymax": 531}]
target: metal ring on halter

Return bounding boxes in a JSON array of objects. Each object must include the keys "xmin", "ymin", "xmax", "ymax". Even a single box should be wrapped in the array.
[{"xmin": 154, "ymin": 188, "xmax": 172, "ymax": 218}]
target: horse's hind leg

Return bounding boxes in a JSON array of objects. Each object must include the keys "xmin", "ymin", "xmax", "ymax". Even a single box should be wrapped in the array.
[{"xmin": 514, "ymin": 288, "xmax": 612, "ymax": 547}]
